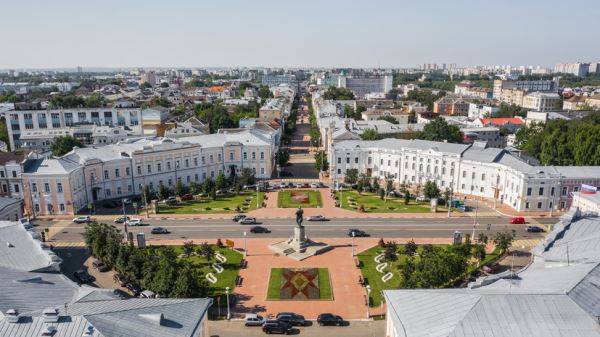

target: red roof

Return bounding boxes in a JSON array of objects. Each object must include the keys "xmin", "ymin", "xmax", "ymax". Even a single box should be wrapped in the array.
[{"xmin": 480, "ymin": 117, "xmax": 524, "ymax": 126}]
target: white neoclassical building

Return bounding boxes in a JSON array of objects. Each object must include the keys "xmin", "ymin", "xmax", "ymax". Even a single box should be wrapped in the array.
[{"xmin": 329, "ymin": 139, "xmax": 600, "ymax": 213}]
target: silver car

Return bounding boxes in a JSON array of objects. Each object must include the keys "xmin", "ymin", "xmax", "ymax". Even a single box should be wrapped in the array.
[{"xmin": 244, "ymin": 313, "xmax": 266, "ymax": 326}]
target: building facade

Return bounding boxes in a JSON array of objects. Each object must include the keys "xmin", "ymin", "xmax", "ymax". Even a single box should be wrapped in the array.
[
  {"xmin": 328, "ymin": 139, "xmax": 600, "ymax": 212},
  {"xmin": 22, "ymin": 129, "xmax": 277, "ymax": 216},
  {"xmin": 522, "ymin": 92, "xmax": 561, "ymax": 111}
]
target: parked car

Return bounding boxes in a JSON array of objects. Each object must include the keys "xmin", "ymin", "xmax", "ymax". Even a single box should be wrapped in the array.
[
  {"xmin": 287, "ymin": 182, "xmax": 295, "ymax": 188},
  {"xmin": 165, "ymin": 196, "xmax": 177, "ymax": 205},
  {"xmin": 307, "ymin": 215, "xmax": 329, "ymax": 221},
  {"xmin": 114, "ymin": 216, "xmax": 131, "ymax": 224},
  {"xmin": 416, "ymin": 195, "xmax": 427, "ymax": 202},
  {"xmin": 151, "ymin": 227, "xmax": 169, "ymax": 234},
  {"xmin": 295, "ymin": 183, "xmax": 303, "ymax": 188},
  {"xmin": 140, "ymin": 290, "xmax": 156, "ymax": 299},
  {"xmin": 92, "ymin": 260, "xmax": 109, "ymax": 272},
  {"xmin": 317, "ymin": 313, "xmax": 343, "ymax": 326},
  {"xmin": 243, "ymin": 184, "xmax": 257, "ymax": 190},
  {"xmin": 527, "ymin": 225, "xmax": 545, "ymax": 233},
  {"xmin": 302, "ymin": 183, "xmax": 310, "ymax": 188},
  {"xmin": 126, "ymin": 218, "xmax": 144, "ymax": 226},
  {"xmin": 509, "ymin": 217, "xmax": 526, "ymax": 224},
  {"xmin": 244, "ymin": 313, "xmax": 266, "ymax": 327},
  {"xmin": 180, "ymin": 193, "xmax": 194, "ymax": 201},
  {"xmin": 73, "ymin": 270, "xmax": 94, "ymax": 284},
  {"xmin": 276, "ymin": 312, "xmax": 306, "ymax": 326},
  {"xmin": 122, "ymin": 198, "xmax": 132, "ymax": 205},
  {"xmin": 113, "ymin": 273, "xmax": 129, "ymax": 287},
  {"xmin": 126, "ymin": 282, "xmax": 141, "ymax": 296},
  {"xmin": 250, "ymin": 226, "xmax": 270, "ymax": 233},
  {"xmin": 239, "ymin": 217, "xmax": 257, "ymax": 224},
  {"xmin": 279, "ymin": 182, "xmax": 288, "ymax": 189},
  {"xmin": 73, "ymin": 216, "xmax": 91, "ymax": 223},
  {"xmin": 262, "ymin": 320, "xmax": 293, "ymax": 334},
  {"xmin": 310, "ymin": 182, "xmax": 320, "ymax": 188},
  {"xmin": 232, "ymin": 214, "xmax": 247, "ymax": 222},
  {"xmin": 348, "ymin": 229, "xmax": 369, "ymax": 237}
]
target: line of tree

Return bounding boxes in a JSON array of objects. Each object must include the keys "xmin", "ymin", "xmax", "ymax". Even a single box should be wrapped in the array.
[
  {"xmin": 314, "ymin": 150, "xmax": 329, "ymax": 172},
  {"xmin": 418, "ymin": 117, "xmax": 463, "ymax": 143},
  {"xmin": 515, "ymin": 113, "xmax": 600, "ymax": 165},
  {"xmin": 405, "ymin": 89, "xmax": 446, "ymax": 111},
  {"xmin": 322, "ymin": 87, "xmax": 355, "ymax": 100},
  {"xmin": 83, "ymin": 222, "xmax": 207, "ymax": 298},
  {"xmin": 49, "ymin": 92, "xmax": 106, "ymax": 108},
  {"xmin": 51, "ymin": 135, "xmax": 85, "ymax": 157}
]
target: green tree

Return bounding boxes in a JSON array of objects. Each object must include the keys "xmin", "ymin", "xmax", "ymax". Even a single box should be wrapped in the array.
[
  {"xmin": 188, "ymin": 181, "xmax": 200, "ymax": 194},
  {"xmin": 344, "ymin": 169, "xmax": 359, "ymax": 184},
  {"xmin": 158, "ymin": 184, "xmax": 169, "ymax": 201},
  {"xmin": 202, "ymin": 178, "xmax": 215, "ymax": 195},
  {"xmin": 404, "ymin": 239, "xmax": 418, "ymax": 256},
  {"xmin": 493, "ymin": 232, "xmax": 515, "ymax": 254},
  {"xmin": 314, "ymin": 151, "xmax": 329, "ymax": 171},
  {"xmin": 322, "ymin": 87, "xmax": 355, "ymax": 100},
  {"xmin": 357, "ymin": 178, "xmax": 364, "ymax": 194},
  {"xmin": 215, "ymin": 172, "xmax": 226, "ymax": 191},
  {"xmin": 175, "ymin": 180, "xmax": 186, "ymax": 197},
  {"xmin": 198, "ymin": 242, "xmax": 215, "ymax": 261},
  {"xmin": 239, "ymin": 168, "xmax": 255, "ymax": 186},
  {"xmin": 384, "ymin": 242, "xmax": 398, "ymax": 261},
  {"xmin": 84, "ymin": 93, "xmax": 106, "ymax": 108},
  {"xmin": 361, "ymin": 128, "xmax": 380, "ymax": 140},
  {"xmin": 419, "ymin": 117, "xmax": 462, "ymax": 143},
  {"xmin": 50, "ymin": 135, "xmax": 85, "ymax": 157},
  {"xmin": 423, "ymin": 181, "xmax": 441, "ymax": 200},
  {"xmin": 183, "ymin": 240, "xmax": 195, "ymax": 257},
  {"xmin": 408, "ymin": 110, "xmax": 417, "ymax": 123},
  {"xmin": 278, "ymin": 150, "xmax": 290, "ymax": 167},
  {"xmin": 171, "ymin": 262, "xmax": 203, "ymax": 298},
  {"xmin": 377, "ymin": 115, "xmax": 399, "ymax": 124}
]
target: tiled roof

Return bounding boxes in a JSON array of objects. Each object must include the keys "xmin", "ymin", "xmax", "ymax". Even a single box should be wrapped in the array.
[{"xmin": 480, "ymin": 117, "xmax": 525, "ymax": 125}]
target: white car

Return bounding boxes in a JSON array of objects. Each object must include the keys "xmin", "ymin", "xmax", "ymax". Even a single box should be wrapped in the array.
[
  {"xmin": 244, "ymin": 313, "xmax": 267, "ymax": 326},
  {"xmin": 73, "ymin": 216, "xmax": 91, "ymax": 223},
  {"xmin": 416, "ymin": 196, "xmax": 427, "ymax": 202},
  {"xmin": 307, "ymin": 215, "xmax": 329, "ymax": 221},
  {"xmin": 279, "ymin": 182, "xmax": 288, "ymax": 189},
  {"xmin": 239, "ymin": 217, "xmax": 257, "ymax": 224},
  {"xmin": 126, "ymin": 218, "xmax": 143, "ymax": 226},
  {"xmin": 122, "ymin": 198, "xmax": 132, "ymax": 205},
  {"xmin": 310, "ymin": 183, "xmax": 320, "ymax": 188}
]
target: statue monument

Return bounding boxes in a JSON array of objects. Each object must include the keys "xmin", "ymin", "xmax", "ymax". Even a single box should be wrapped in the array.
[{"xmin": 269, "ymin": 207, "xmax": 332, "ymax": 260}]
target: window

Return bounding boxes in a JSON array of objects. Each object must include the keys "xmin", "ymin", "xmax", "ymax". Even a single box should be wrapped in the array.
[
  {"xmin": 442, "ymin": 167, "xmax": 446, "ymax": 175},
  {"xmin": 117, "ymin": 187, "xmax": 122, "ymax": 195},
  {"xmin": 218, "ymin": 154, "xmax": 222, "ymax": 162},
  {"xmin": 229, "ymin": 152, "xmax": 234, "ymax": 160},
  {"xmin": 32, "ymin": 183, "xmax": 37, "ymax": 192},
  {"xmin": 527, "ymin": 187, "xmax": 532, "ymax": 196},
  {"xmin": 60, "ymin": 203, "xmax": 65, "ymax": 212},
  {"xmin": 168, "ymin": 179, "xmax": 172, "ymax": 186},
  {"xmin": 127, "ymin": 185, "xmax": 132, "ymax": 192},
  {"xmin": 561, "ymin": 186, "xmax": 567, "ymax": 196},
  {"xmin": 525, "ymin": 202, "xmax": 530, "ymax": 209},
  {"xmin": 471, "ymin": 172, "xmax": 475, "ymax": 179},
  {"xmin": 260, "ymin": 168, "xmax": 265, "ymax": 175},
  {"xmin": 560, "ymin": 201, "xmax": 566, "ymax": 209},
  {"xmin": 337, "ymin": 157, "xmax": 342, "ymax": 164},
  {"xmin": 137, "ymin": 166, "xmax": 142, "ymax": 175},
  {"xmin": 346, "ymin": 157, "xmax": 350, "ymax": 164},
  {"xmin": 187, "ymin": 176, "xmax": 190, "ymax": 183},
  {"xmin": 202, "ymin": 172, "xmax": 206, "ymax": 179},
  {"xmin": 0, "ymin": 171, "xmax": 4, "ymax": 178},
  {"xmin": 243, "ymin": 152, "xmax": 247, "ymax": 160},
  {"xmin": 185, "ymin": 159, "xmax": 189, "ymax": 167},
  {"xmin": 115, "ymin": 169, "xmax": 120, "ymax": 178},
  {"xmin": 481, "ymin": 174, "xmax": 485, "ymax": 181},
  {"xmin": 35, "ymin": 204, "xmax": 40, "ymax": 212},
  {"xmin": 104, "ymin": 170, "xmax": 109, "ymax": 179},
  {"xmin": 202, "ymin": 156, "xmax": 206, "ymax": 164},
  {"xmin": 368, "ymin": 157, "xmax": 372, "ymax": 164},
  {"xmin": 44, "ymin": 183, "xmax": 50, "ymax": 193},
  {"xmin": 388, "ymin": 160, "xmax": 391, "ymax": 166},
  {"xmin": 194, "ymin": 157, "xmax": 198, "ymax": 166},
  {"xmin": 210, "ymin": 155, "xmax": 214, "ymax": 163},
  {"xmin": 147, "ymin": 164, "xmax": 152, "ymax": 174},
  {"xmin": 380, "ymin": 159, "xmax": 383, "ymax": 165},
  {"xmin": 355, "ymin": 158, "xmax": 359, "ymax": 164},
  {"xmin": 550, "ymin": 187, "xmax": 555, "ymax": 196},
  {"xmin": 537, "ymin": 202, "xmax": 542, "ymax": 209},
  {"xmin": 574, "ymin": 186, "xmax": 580, "ymax": 192},
  {"xmin": 105, "ymin": 189, "xmax": 111, "ymax": 197},
  {"xmin": 57, "ymin": 183, "xmax": 63, "ymax": 193},
  {"xmin": 195, "ymin": 174, "xmax": 198, "ymax": 181},
  {"xmin": 450, "ymin": 168, "xmax": 454, "ymax": 176},
  {"xmin": 260, "ymin": 152, "xmax": 264, "ymax": 160},
  {"xmin": 538, "ymin": 187, "xmax": 544, "ymax": 196},
  {"xmin": 11, "ymin": 171, "xmax": 16, "ymax": 178},
  {"xmin": 462, "ymin": 171, "xmax": 466, "ymax": 178},
  {"xmin": 251, "ymin": 152, "xmax": 256, "ymax": 160},
  {"xmin": 47, "ymin": 204, "xmax": 53, "ymax": 213},
  {"xmin": 14, "ymin": 185, "xmax": 19, "ymax": 193},
  {"xmin": 157, "ymin": 163, "xmax": 162, "ymax": 172},
  {"xmin": 167, "ymin": 162, "xmax": 171, "ymax": 170}
]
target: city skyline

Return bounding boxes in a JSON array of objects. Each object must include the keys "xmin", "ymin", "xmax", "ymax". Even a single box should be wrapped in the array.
[{"xmin": 1, "ymin": 0, "xmax": 599, "ymax": 69}]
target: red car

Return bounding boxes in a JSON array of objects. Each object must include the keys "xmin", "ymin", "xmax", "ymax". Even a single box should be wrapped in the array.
[{"xmin": 509, "ymin": 217, "xmax": 526, "ymax": 224}]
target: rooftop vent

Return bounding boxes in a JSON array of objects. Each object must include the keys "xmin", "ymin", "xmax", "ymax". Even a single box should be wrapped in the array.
[
  {"xmin": 138, "ymin": 313, "xmax": 164, "ymax": 325},
  {"xmin": 82, "ymin": 326, "xmax": 94, "ymax": 337},
  {"xmin": 42, "ymin": 308, "xmax": 59, "ymax": 323},
  {"xmin": 5, "ymin": 309, "xmax": 20, "ymax": 323},
  {"xmin": 40, "ymin": 326, "xmax": 57, "ymax": 336},
  {"xmin": 6, "ymin": 242, "xmax": 14, "ymax": 248}
]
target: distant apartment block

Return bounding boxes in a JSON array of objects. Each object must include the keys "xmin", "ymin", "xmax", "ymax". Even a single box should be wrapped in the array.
[
  {"xmin": 261, "ymin": 74, "xmax": 296, "ymax": 87},
  {"xmin": 492, "ymin": 79, "xmax": 558, "ymax": 101},
  {"xmin": 7, "ymin": 101, "xmax": 142, "ymax": 151},
  {"xmin": 554, "ymin": 62, "xmax": 590, "ymax": 77},
  {"xmin": 522, "ymin": 92, "xmax": 561, "ymax": 111},
  {"xmin": 454, "ymin": 82, "xmax": 492, "ymax": 99}
]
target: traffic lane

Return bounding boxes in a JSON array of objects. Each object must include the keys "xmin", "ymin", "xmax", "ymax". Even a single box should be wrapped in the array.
[{"xmin": 46, "ymin": 221, "xmax": 542, "ymax": 241}]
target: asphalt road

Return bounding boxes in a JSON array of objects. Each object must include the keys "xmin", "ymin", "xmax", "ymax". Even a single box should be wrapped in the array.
[
  {"xmin": 37, "ymin": 216, "xmax": 549, "ymax": 242},
  {"xmin": 208, "ymin": 320, "xmax": 385, "ymax": 337}
]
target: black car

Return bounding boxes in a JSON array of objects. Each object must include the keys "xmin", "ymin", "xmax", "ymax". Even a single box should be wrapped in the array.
[
  {"xmin": 250, "ymin": 226, "xmax": 270, "ymax": 233},
  {"xmin": 126, "ymin": 282, "xmax": 142, "ymax": 296},
  {"xmin": 73, "ymin": 270, "xmax": 94, "ymax": 284},
  {"xmin": 317, "ymin": 313, "xmax": 344, "ymax": 326},
  {"xmin": 262, "ymin": 320, "xmax": 293, "ymax": 334},
  {"xmin": 348, "ymin": 229, "xmax": 369, "ymax": 237},
  {"xmin": 114, "ymin": 216, "xmax": 130, "ymax": 224},
  {"xmin": 151, "ymin": 227, "xmax": 169, "ymax": 234},
  {"xmin": 92, "ymin": 260, "xmax": 109, "ymax": 272},
  {"xmin": 232, "ymin": 214, "xmax": 247, "ymax": 222},
  {"xmin": 526, "ymin": 225, "xmax": 545, "ymax": 233},
  {"xmin": 276, "ymin": 312, "xmax": 306, "ymax": 326}
]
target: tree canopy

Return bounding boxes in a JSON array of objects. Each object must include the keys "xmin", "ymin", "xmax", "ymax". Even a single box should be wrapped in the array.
[
  {"xmin": 322, "ymin": 87, "xmax": 355, "ymax": 100},
  {"xmin": 51, "ymin": 135, "xmax": 85, "ymax": 157},
  {"xmin": 418, "ymin": 117, "xmax": 463, "ymax": 143},
  {"xmin": 361, "ymin": 128, "xmax": 381, "ymax": 140},
  {"xmin": 406, "ymin": 88, "xmax": 446, "ymax": 111},
  {"xmin": 515, "ymin": 113, "xmax": 600, "ymax": 165},
  {"xmin": 377, "ymin": 115, "xmax": 399, "ymax": 124}
]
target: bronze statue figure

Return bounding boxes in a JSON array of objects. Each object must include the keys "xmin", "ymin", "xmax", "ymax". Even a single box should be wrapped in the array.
[{"xmin": 295, "ymin": 207, "xmax": 304, "ymax": 227}]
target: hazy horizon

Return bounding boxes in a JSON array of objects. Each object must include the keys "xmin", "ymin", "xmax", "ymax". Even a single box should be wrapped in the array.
[{"xmin": 1, "ymin": 0, "xmax": 599, "ymax": 69}]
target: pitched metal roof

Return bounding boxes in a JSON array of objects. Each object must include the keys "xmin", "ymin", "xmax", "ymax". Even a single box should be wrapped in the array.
[{"xmin": 0, "ymin": 222, "xmax": 61, "ymax": 272}]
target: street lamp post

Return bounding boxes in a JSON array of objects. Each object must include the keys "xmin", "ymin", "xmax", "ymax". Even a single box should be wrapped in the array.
[
  {"xmin": 243, "ymin": 231, "xmax": 247, "ymax": 257},
  {"xmin": 351, "ymin": 231, "xmax": 355, "ymax": 256},
  {"xmin": 256, "ymin": 185, "xmax": 259, "ymax": 208},
  {"xmin": 472, "ymin": 198, "xmax": 479, "ymax": 239},
  {"xmin": 447, "ymin": 178, "xmax": 454, "ymax": 218},
  {"xmin": 225, "ymin": 286, "xmax": 231, "ymax": 320},
  {"xmin": 365, "ymin": 285, "xmax": 371, "ymax": 319}
]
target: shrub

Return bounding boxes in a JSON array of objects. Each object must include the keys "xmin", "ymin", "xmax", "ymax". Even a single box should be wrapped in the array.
[
  {"xmin": 205, "ymin": 207, "xmax": 211, "ymax": 211},
  {"xmin": 378, "ymin": 238, "xmax": 385, "ymax": 247},
  {"xmin": 223, "ymin": 207, "xmax": 230, "ymax": 211},
  {"xmin": 359, "ymin": 205, "xmax": 366, "ymax": 212},
  {"xmin": 216, "ymin": 238, "xmax": 224, "ymax": 247}
]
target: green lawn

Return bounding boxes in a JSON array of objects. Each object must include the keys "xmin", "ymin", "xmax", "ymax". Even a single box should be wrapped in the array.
[
  {"xmin": 336, "ymin": 191, "xmax": 448, "ymax": 213},
  {"xmin": 357, "ymin": 244, "xmax": 500, "ymax": 307},
  {"xmin": 157, "ymin": 191, "xmax": 265, "ymax": 214},
  {"xmin": 278, "ymin": 190, "xmax": 323, "ymax": 208},
  {"xmin": 267, "ymin": 268, "xmax": 332, "ymax": 300},
  {"xmin": 172, "ymin": 245, "xmax": 243, "ymax": 296}
]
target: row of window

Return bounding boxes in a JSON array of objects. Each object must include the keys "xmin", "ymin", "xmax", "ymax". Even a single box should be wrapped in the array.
[{"xmin": 31, "ymin": 182, "xmax": 62, "ymax": 193}]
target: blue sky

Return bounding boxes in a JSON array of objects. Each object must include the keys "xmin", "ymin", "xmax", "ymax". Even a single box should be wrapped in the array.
[{"xmin": 1, "ymin": 0, "xmax": 599, "ymax": 69}]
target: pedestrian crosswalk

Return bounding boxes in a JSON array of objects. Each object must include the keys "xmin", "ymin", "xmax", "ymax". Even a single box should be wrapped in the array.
[
  {"xmin": 49, "ymin": 241, "xmax": 87, "ymax": 248},
  {"xmin": 512, "ymin": 238, "xmax": 543, "ymax": 249}
]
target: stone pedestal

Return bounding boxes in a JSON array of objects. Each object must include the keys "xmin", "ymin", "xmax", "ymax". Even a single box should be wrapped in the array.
[{"xmin": 269, "ymin": 225, "xmax": 332, "ymax": 260}]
